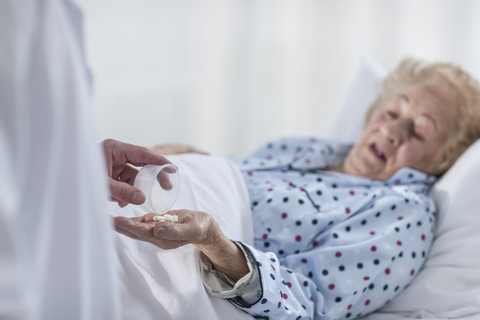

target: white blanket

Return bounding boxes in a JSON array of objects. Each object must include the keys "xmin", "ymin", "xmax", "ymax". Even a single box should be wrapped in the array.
[{"xmin": 110, "ymin": 154, "xmax": 255, "ymax": 320}]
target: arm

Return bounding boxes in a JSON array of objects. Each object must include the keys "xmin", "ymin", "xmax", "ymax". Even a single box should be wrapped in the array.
[
  {"xmin": 114, "ymin": 210, "xmax": 249, "ymax": 281},
  {"xmin": 205, "ymin": 193, "xmax": 436, "ymax": 320},
  {"xmin": 114, "ymin": 193, "xmax": 435, "ymax": 319}
]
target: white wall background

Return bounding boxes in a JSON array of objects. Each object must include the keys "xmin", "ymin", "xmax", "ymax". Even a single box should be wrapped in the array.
[{"xmin": 79, "ymin": 0, "xmax": 480, "ymax": 156}]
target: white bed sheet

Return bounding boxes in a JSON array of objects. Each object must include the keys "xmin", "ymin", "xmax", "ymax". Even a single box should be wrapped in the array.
[{"xmin": 110, "ymin": 154, "xmax": 255, "ymax": 320}]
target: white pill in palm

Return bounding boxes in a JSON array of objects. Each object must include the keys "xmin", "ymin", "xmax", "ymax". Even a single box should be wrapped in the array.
[
  {"xmin": 153, "ymin": 216, "xmax": 166, "ymax": 222},
  {"xmin": 153, "ymin": 214, "xmax": 178, "ymax": 223}
]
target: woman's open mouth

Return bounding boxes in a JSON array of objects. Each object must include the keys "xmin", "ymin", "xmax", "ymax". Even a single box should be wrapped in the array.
[{"xmin": 369, "ymin": 143, "xmax": 387, "ymax": 162}]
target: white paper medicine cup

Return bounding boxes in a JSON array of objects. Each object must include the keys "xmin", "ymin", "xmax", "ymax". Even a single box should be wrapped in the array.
[{"xmin": 133, "ymin": 164, "xmax": 180, "ymax": 213}]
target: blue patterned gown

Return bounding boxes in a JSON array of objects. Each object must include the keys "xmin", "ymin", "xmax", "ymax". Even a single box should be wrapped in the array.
[{"xmin": 200, "ymin": 137, "xmax": 436, "ymax": 320}]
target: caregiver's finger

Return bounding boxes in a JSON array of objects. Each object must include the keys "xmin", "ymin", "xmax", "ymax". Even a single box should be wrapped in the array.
[
  {"xmin": 118, "ymin": 164, "xmax": 139, "ymax": 185},
  {"xmin": 109, "ymin": 179, "xmax": 146, "ymax": 205},
  {"xmin": 157, "ymin": 170, "xmax": 173, "ymax": 191}
]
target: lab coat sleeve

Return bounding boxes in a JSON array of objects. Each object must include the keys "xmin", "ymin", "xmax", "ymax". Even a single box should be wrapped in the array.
[
  {"xmin": 222, "ymin": 195, "xmax": 435, "ymax": 320},
  {"xmin": 0, "ymin": 0, "xmax": 120, "ymax": 319}
]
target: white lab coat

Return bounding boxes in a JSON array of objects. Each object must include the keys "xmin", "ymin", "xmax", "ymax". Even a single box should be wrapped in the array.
[{"xmin": 0, "ymin": 0, "xmax": 120, "ymax": 319}]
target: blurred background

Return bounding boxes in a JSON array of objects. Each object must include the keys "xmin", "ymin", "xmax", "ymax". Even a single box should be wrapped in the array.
[{"xmin": 79, "ymin": 0, "xmax": 480, "ymax": 156}]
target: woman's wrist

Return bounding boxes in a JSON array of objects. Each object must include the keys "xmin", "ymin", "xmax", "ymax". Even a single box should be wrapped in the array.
[{"xmin": 194, "ymin": 225, "xmax": 249, "ymax": 282}]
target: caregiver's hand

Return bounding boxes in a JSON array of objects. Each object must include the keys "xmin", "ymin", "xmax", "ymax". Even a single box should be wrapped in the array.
[
  {"xmin": 103, "ymin": 139, "xmax": 172, "ymax": 207},
  {"xmin": 113, "ymin": 210, "xmax": 249, "ymax": 281}
]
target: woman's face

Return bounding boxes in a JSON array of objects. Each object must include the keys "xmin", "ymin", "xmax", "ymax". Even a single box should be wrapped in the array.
[{"xmin": 343, "ymin": 83, "xmax": 458, "ymax": 181}]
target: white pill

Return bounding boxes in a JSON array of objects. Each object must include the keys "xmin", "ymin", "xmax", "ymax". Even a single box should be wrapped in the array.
[
  {"xmin": 153, "ymin": 215, "xmax": 166, "ymax": 222},
  {"xmin": 153, "ymin": 214, "xmax": 178, "ymax": 223}
]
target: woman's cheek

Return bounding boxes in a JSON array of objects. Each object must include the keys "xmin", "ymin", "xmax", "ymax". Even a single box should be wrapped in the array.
[
  {"xmin": 395, "ymin": 146, "xmax": 420, "ymax": 168},
  {"xmin": 366, "ymin": 116, "xmax": 384, "ymax": 133}
]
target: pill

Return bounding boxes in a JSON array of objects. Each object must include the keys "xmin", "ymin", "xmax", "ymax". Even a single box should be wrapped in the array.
[{"xmin": 153, "ymin": 214, "xmax": 179, "ymax": 223}]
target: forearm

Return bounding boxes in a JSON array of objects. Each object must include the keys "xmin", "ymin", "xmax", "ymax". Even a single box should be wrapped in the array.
[{"xmin": 195, "ymin": 231, "xmax": 249, "ymax": 282}]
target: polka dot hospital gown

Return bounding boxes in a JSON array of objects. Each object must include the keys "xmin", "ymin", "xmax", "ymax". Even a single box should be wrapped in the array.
[{"xmin": 201, "ymin": 137, "xmax": 436, "ymax": 320}]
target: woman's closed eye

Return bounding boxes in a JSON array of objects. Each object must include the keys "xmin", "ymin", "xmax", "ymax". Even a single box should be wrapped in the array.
[{"xmin": 387, "ymin": 110, "xmax": 398, "ymax": 119}]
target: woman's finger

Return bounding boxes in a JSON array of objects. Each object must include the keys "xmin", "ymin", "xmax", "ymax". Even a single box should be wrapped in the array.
[{"xmin": 113, "ymin": 216, "xmax": 153, "ymax": 239}]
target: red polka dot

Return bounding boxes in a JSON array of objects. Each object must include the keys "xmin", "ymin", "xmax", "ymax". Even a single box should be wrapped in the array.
[
  {"xmin": 295, "ymin": 235, "xmax": 302, "ymax": 242},
  {"xmin": 301, "ymin": 258, "xmax": 308, "ymax": 264},
  {"xmin": 271, "ymin": 264, "xmax": 276, "ymax": 271},
  {"xmin": 398, "ymin": 216, "xmax": 404, "ymax": 220},
  {"xmin": 349, "ymin": 190, "xmax": 355, "ymax": 195},
  {"xmin": 371, "ymin": 246, "xmax": 377, "ymax": 252},
  {"xmin": 268, "ymin": 188, "xmax": 273, "ymax": 192},
  {"xmin": 281, "ymin": 212, "xmax": 288, "ymax": 219},
  {"xmin": 410, "ymin": 269, "xmax": 415, "ymax": 276},
  {"xmin": 286, "ymin": 282, "xmax": 292, "ymax": 288},
  {"xmin": 312, "ymin": 240, "xmax": 318, "ymax": 247},
  {"xmin": 395, "ymin": 179, "xmax": 401, "ymax": 184},
  {"xmin": 347, "ymin": 304, "xmax": 352, "ymax": 310},
  {"xmin": 335, "ymin": 252, "xmax": 342, "ymax": 258},
  {"xmin": 247, "ymin": 171, "xmax": 253, "ymax": 176},
  {"xmin": 282, "ymin": 293, "xmax": 288, "ymax": 299},
  {"xmin": 397, "ymin": 241, "xmax": 402, "ymax": 246},
  {"xmin": 305, "ymin": 159, "xmax": 311, "ymax": 164},
  {"xmin": 278, "ymin": 301, "xmax": 282, "ymax": 308},
  {"xmin": 363, "ymin": 276, "xmax": 370, "ymax": 281},
  {"xmin": 309, "ymin": 296, "xmax": 313, "ymax": 302},
  {"xmin": 421, "ymin": 234, "xmax": 426, "ymax": 241},
  {"xmin": 385, "ymin": 300, "xmax": 391, "ymax": 305},
  {"xmin": 328, "ymin": 284, "xmax": 335, "ymax": 290},
  {"xmin": 365, "ymin": 299, "xmax": 371, "ymax": 306},
  {"xmin": 345, "ymin": 208, "xmax": 351, "ymax": 214},
  {"xmin": 262, "ymin": 234, "xmax": 268, "ymax": 239},
  {"xmin": 385, "ymin": 268, "xmax": 391, "ymax": 275},
  {"xmin": 370, "ymin": 231, "xmax": 376, "ymax": 235}
]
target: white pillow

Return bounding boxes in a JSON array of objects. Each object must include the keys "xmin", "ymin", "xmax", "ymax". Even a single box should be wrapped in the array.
[
  {"xmin": 328, "ymin": 56, "xmax": 385, "ymax": 142},
  {"xmin": 333, "ymin": 58, "xmax": 480, "ymax": 319}
]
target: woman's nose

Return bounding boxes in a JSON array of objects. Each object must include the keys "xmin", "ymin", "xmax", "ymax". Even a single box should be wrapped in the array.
[{"xmin": 381, "ymin": 119, "xmax": 411, "ymax": 146}]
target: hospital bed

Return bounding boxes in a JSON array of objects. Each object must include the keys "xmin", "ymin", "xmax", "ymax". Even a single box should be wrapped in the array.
[{"xmin": 110, "ymin": 58, "xmax": 480, "ymax": 320}]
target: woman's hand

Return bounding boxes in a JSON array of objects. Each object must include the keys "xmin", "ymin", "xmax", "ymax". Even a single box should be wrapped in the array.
[
  {"xmin": 150, "ymin": 143, "xmax": 209, "ymax": 156},
  {"xmin": 113, "ymin": 210, "xmax": 215, "ymax": 250},
  {"xmin": 114, "ymin": 210, "xmax": 249, "ymax": 281}
]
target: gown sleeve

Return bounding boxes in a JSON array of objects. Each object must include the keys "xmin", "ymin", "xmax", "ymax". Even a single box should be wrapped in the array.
[{"xmin": 203, "ymin": 190, "xmax": 435, "ymax": 320}]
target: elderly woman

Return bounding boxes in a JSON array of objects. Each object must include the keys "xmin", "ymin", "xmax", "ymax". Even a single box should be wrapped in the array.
[{"xmin": 114, "ymin": 58, "xmax": 480, "ymax": 320}]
